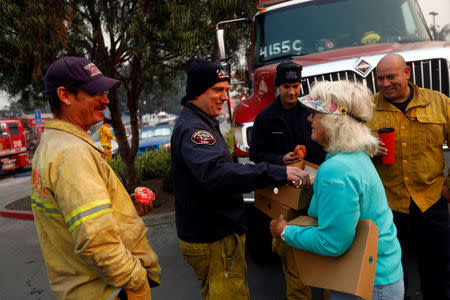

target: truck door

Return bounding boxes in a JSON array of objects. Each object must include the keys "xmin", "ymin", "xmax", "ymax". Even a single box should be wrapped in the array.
[{"xmin": 7, "ymin": 122, "xmax": 26, "ymax": 152}]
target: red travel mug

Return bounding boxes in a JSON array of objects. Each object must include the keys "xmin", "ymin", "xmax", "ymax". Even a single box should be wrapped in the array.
[{"xmin": 378, "ymin": 128, "xmax": 395, "ymax": 164}]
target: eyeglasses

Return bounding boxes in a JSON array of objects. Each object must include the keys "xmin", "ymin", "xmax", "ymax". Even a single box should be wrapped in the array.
[
  {"xmin": 66, "ymin": 87, "xmax": 109, "ymax": 98},
  {"xmin": 299, "ymin": 95, "xmax": 348, "ymax": 115},
  {"xmin": 93, "ymin": 91, "xmax": 109, "ymax": 97},
  {"xmin": 85, "ymin": 90, "xmax": 109, "ymax": 99}
]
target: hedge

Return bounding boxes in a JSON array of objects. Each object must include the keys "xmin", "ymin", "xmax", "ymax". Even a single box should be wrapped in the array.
[{"xmin": 108, "ymin": 149, "xmax": 171, "ymax": 184}]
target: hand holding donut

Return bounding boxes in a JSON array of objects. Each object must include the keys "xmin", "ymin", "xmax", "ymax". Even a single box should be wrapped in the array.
[
  {"xmin": 293, "ymin": 145, "xmax": 307, "ymax": 160},
  {"xmin": 132, "ymin": 187, "xmax": 155, "ymax": 216}
]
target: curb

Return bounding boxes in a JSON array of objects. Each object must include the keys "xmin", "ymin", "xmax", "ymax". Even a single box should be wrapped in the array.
[
  {"xmin": 13, "ymin": 172, "xmax": 32, "ymax": 178},
  {"xmin": 0, "ymin": 209, "xmax": 34, "ymax": 221},
  {"xmin": 0, "ymin": 206, "xmax": 175, "ymax": 225}
]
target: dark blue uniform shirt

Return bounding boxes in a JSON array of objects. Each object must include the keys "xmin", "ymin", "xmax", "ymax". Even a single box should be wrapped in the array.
[{"xmin": 171, "ymin": 103, "xmax": 287, "ymax": 243}]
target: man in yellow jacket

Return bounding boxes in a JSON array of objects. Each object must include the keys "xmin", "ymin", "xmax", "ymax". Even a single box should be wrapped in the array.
[
  {"xmin": 367, "ymin": 53, "xmax": 449, "ymax": 300},
  {"xmin": 98, "ymin": 118, "xmax": 116, "ymax": 160},
  {"xmin": 32, "ymin": 56, "xmax": 161, "ymax": 300}
]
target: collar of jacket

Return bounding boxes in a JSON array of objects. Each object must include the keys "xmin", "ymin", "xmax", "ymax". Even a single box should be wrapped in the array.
[
  {"xmin": 271, "ymin": 96, "xmax": 303, "ymax": 114},
  {"xmin": 184, "ymin": 102, "xmax": 220, "ymax": 129},
  {"xmin": 375, "ymin": 82, "xmax": 430, "ymax": 112},
  {"xmin": 44, "ymin": 119, "xmax": 104, "ymax": 153}
]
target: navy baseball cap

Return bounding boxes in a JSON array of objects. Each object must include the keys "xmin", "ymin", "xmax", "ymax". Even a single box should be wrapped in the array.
[{"xmin": 44, "ymin": 56, "xmax": 120, "ymax": 94}]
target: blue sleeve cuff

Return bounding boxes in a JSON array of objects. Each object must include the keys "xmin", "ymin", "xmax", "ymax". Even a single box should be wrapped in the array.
[
  {"xmin": 269, "ymin": 165, "xmax": 287, "ymax": 182},
  {"xmin": 283, "ymin": 225, "xmax": 300, "ymax": 247}
]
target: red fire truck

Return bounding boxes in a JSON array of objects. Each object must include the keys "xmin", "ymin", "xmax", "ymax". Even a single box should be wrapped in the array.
[
  {"xmin": 0, "ymin": 115, "xmax": 49, "ymax": 174},
  {"xmin": 216, "ymin": 0, "xmax": 450, "ymax": 260},
  {"xmin": 217, "ymin": 0, "xmax": 449, "ymax": 160}
]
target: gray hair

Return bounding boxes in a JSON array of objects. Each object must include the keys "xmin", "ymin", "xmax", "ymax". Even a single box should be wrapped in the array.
[{"xmin": 309, "ymin": 80, "xmax": 379, "ymax": 156}]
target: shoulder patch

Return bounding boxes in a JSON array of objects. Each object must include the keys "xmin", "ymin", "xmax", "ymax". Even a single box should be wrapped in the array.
[{"xmin": 191, "ymin": 130, "xmax": 216, "ymax": 145}]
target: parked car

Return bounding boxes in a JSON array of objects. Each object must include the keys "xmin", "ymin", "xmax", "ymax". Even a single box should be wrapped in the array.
[{"xmin": 138, "ymin": 123, "xmax": 173, "ymax": 154}]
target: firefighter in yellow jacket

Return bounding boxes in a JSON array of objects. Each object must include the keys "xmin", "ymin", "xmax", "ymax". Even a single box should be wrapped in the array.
[
  {"xmin": 32, "ymin": 56, "xmax": 161, "ymax": 300},
  {"xmin": 98, "ymin": 119, "xmax": 116, "ymax": 160}
]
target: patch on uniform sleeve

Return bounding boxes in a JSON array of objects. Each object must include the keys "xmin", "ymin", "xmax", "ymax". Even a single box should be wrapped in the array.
[{"xmin": 191, "ymin": 130, "xmax": 216, "ymax": 145}]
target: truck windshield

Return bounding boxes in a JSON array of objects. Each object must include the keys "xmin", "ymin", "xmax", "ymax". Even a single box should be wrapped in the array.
[{"xmin": 254, "ymin": 0, "xmax": 430, "ymax": 67}]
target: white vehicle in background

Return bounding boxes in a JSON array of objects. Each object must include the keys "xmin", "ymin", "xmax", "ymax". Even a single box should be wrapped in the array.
[{"xmin": 142, "ymin": 111, "xmax": 176, "ymax": 127}]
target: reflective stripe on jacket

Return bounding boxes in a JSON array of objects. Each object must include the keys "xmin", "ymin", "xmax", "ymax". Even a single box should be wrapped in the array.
[
  {"xmin": 98, "ymin": 124, "xmax": 116, "ymax": 147},
  {"xmin": 367, "ymin": 82, "xmax": 449, "ymax": 213},
  {"xmin": 31, "ymin": 119, "xmax": 161, "ymax": 300}
]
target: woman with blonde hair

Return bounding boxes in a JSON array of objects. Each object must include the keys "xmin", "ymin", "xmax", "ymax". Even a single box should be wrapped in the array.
[{"xmin": 271, "ymin": 80, "xmax": 404, "ymax": 300}]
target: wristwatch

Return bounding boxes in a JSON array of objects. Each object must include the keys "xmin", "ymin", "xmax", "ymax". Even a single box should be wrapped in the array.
[{"xmin": 281, "ymin": 226, "xmax": 287, "ymax": 241}]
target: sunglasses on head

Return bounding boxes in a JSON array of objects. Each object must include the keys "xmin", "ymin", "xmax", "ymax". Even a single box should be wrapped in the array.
[
  {"xmin": 299, "ymin": 95, "xmax": 366, "ymax": 123},
  {"xmin": 299, "ymin": 96, "xmax": 348, "ymax": 115}
]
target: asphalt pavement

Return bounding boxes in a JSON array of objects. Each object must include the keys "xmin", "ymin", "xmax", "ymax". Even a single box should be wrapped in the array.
[
  {"xmin": 0, "ymin": 168, "xmax": 32, "ymax": 207},
  {"xmin": 0, "ymin": 168, "xmax": 287, "ymax": 299},
  {"xmin": 0, "ymin": 216, "xmax": 424, "ymax": 300},
  {"xmin": 0, "ymin": 168, "xmax": 426, "ymax": 300},
  {"xmin": 0, "ymin": 217, "xmax": 56, "ymax": 299}
]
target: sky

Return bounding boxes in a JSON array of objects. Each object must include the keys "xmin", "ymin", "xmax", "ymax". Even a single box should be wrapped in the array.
[
  {"xmin": 1, "ymin": 0, "xmax": 449, "ymax": 111},
  {"xmin": 0, "ymin": 91, "xmax": 9, "ymax": 110},
  {"xmin": 417, "ymin": 0, "xmax": 450, "ymax": 31}
]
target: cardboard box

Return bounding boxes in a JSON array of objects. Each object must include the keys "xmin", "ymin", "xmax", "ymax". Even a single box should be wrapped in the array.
[
  {"xmin": 288, "ymin": 216, "xmax": 379, "ymax": 300},
  {"xmin": 254, "ymin": 193, "xmax": 302, "ymax": 221},
  {"xmin": 254, "ymin": 161, "xmax": 319, "ymax": 210}
]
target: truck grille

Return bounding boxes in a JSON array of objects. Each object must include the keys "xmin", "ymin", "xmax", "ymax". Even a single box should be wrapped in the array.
[{"xmin": 301, "ymin": 59, "xmax": 449, "ymax": 96}]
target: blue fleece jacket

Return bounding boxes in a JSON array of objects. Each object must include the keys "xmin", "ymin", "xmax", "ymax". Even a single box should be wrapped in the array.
[{"xmin": 284, "ymin": 151, "xmax": 403, "ymax": 286}]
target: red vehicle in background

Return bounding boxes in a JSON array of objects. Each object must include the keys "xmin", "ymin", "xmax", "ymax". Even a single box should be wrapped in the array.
[
  {"xmin": 0, "ymin": 114, "xmax": 50, "ymax": 174},
  {"xmin": 215, "ymin": 0, "xmax": 450, "ymax": 261},
  {"xmin": 217, "ymin": 0, "xmax": 449, "ymax": 161}
]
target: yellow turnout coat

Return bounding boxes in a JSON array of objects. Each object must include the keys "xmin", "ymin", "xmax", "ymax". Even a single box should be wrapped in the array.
[{"xmin": 31, "ymin": 119, "xmax": 161, "ymax": 300}]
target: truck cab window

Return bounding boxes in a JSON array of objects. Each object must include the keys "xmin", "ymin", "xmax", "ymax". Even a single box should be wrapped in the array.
[{"xmin": 8, "ymin": 123, "xmax": 20, "ymax": 136}]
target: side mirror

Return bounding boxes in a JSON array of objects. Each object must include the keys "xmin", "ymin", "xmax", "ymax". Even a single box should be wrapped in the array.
[
  {"xmin": 216, "ymin": 29, "xmax": 227, "ymax": 61},
  {"xmin": 245, "ymin": 70, "xmax": 253, "ymax": 90},
  {"xmin": 245, "ymin": 48, "xmax": 253, "ymax": 89}
]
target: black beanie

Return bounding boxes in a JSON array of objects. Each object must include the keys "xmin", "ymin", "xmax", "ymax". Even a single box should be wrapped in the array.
[
  {"xmin": 274, "ymin": 61, "xmax": 303, "ymax": 87},
  {"xmin": 181, "ymin": 59, "xmax": 231, "ymax": 105}
]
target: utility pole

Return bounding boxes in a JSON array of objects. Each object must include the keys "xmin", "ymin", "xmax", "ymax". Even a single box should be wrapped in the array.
[{"xmin": 429, "ymin": 11, "xmax": 438, "ymax": 40}]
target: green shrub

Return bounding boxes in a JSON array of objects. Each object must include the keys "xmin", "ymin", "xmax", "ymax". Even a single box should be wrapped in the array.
[
  {"xmin": 223, "ymin": 129, "xmax": 239, "ymax": 162},
  {"xmin": 108, "ymin": 155, "xmax": 125, "ymax": 183},
  {"xmin": 135, "ymin": 149, "xmax": 171, "ymax": 182},
  {"xmin": 224, "ymin": 129, "xmax": 235, "ymax": 156},
  {"xmin": 108, "ymin": 150, "xmax": 171, "ymax": 184}
]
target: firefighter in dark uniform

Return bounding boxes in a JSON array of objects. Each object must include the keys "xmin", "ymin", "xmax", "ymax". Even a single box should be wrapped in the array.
[
  {"xmin": 249, "ymin": 61, "xmax": 327, "ymax": 300},
  {"xmin": 171, "ymin": 59, "xmax": 310, "ymax": 300}
]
